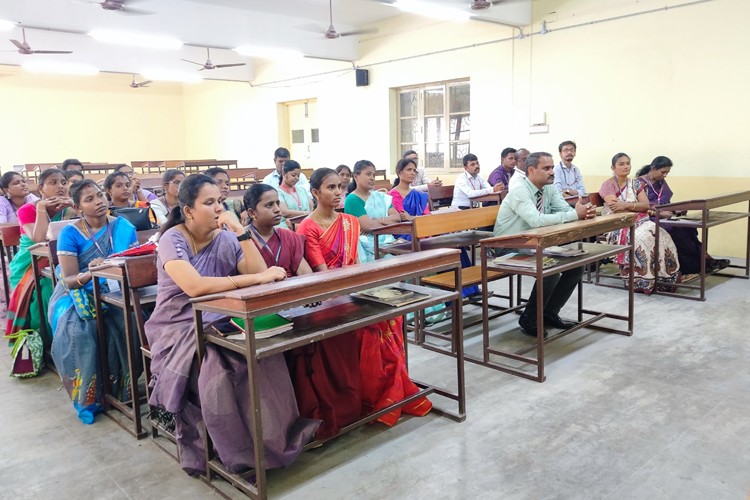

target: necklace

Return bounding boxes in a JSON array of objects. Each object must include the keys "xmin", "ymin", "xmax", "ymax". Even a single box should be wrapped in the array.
[
  {"xmin": 184, "ymin": 224, "xmax": 199, "ymax": 255},
  {"xmin": 313, "ymin": 210, "xmax": 338, "ymax": 231},
  {"xmin": 612, "ymin": 175, "xmax": 629, "ymax": 201}
]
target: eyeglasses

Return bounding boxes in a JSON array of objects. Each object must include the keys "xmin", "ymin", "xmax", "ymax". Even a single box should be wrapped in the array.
[
  {"xmin": 561, "ymin": 148, "xmax": 576, "ymax": 153},
  {"xmin": 170, "ymin": 180, "xmax": 182, "ymax": 186}
]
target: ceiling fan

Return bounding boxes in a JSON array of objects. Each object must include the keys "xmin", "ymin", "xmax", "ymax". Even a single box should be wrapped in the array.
[
  {"xmin": 181, "ymin": 48, "xmax": 246, "ymax": 71},
  {"xmin": 9, "ymin": 29, "xmax": 73, "ymax": 55},
  {"xmin": 322, "ymin": 0, "xmax": 377, "ymax": 39},
  {"xmin": 470, "ymin": 0, "xmax": 504, "ymax": 9},
  {"xmin": 84, "ymin": 0, "xmax": 153, "ymax": 15},
  {"xmin": 129, "ymin": 74, "xmax": 152, "ymax": 88}
]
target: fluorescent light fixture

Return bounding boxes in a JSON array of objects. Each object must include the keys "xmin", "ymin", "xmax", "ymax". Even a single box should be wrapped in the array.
[
  {"xmin": 0, "ymin": 19, "xmax": 15, "ymax": 31},
  {"xmin": 140, "ymin": 69, "xmax": 203, "ymax": 83},
  {"xmin": 89, "ymin": 29, "xmax": 183, "ymax": 50},
  {"xmin": 234, "ymin": 45, "xmax": 302, "ymax": 60},
  {"xmin": 22, "ymin": 61, "xmax": 99, "ymax": 76},
  {"xmin": 393, "ymin": 0, "xmax": 471, "ymax": 21}
]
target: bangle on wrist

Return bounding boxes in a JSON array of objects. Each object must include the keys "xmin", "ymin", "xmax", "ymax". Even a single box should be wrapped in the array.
[
  {"xmin": 76, "ymin": 273, "xmax": 86, "ymax": 287},
  {"xmin": 227, "ymin": 276, "xmax": 240, "ymax": 289}
]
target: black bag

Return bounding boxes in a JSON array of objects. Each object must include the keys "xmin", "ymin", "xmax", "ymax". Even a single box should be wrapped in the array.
[{"xmin": 110, "ymin": 206, "xmax": 156, "ymax": 231}]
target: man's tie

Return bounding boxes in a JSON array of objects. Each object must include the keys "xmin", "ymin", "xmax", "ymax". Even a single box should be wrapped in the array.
[{"xmin": 535, "ymin": 191, "xmax": 543, "ymax": 213}]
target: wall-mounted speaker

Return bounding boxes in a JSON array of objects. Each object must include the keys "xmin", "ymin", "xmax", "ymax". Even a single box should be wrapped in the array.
[{"xmin": 355, "ymin": 68, "xmax": 369, "ymax": 87}]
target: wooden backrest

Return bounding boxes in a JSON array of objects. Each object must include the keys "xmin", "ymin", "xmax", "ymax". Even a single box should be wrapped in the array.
[
  {"xmin": 428, "ymin": 185, "xmax": 455, "ymax": 210},
  {"xmin": 300, "ymin": 168, "xmax": 314, "ymax": 180},
  {"xmin": 48, "ymin": 239, "xmax": 60, "ymax": 268},
  {"xmin": 588, "ymin": 192, "xmax": 604, "ymax": 207},
  {"xmin": 413, "ymin": 205, "xmax": 499, "ymax": 239},
  {"xmin": 223, "ymin": 168, "xmax": 257, "ymax": 180},
  {"xmin": 374, "ymin": 169, "xmax": 388, "ymax": 180},
  {"xmin": 253, "ymin": 168, "xmax": 275, "ymax": 181},
  {"xmin": 374, "ymin": 179, "xmax": 392, "ymax": 191},
  {"xmin": 0, "ymin": 225, "xmax": 21, "ymax": 247},
  {"xmin": 122, "ymin": 254, "xmax": 158, "ymax": 288}
]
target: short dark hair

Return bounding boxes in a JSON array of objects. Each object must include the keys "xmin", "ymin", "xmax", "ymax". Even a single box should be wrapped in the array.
[
  {"xmin": 69, "ymin": 179, "xmax": 101, "ymax": 205},
  {"xmin": 611, "ymin": 152, "xmax": 630, "ymax": 167},
  {"xmin": 402, "ymin": 149, "xmax": 417, "ymax": 158},
  {"xmin": 462, "ymin": 154, "xmax": 478, "ymax": 167},
  {"xmin": 61, "ymin": 159, "xmax": 83, "ymax": 171},
  {"xmin": 0, "ymin": 171, "xmax": 23, "ymax": 190},
  {"xmin": 558, "ymin": 141, "xmax": 576, "ymax": 153},
  {"xmin": 243, "ymin": 183, "xmax": 276, "ymax": 211},
  {"xmin": 501, "ymin": 148, "xmax": 517, "ymax": 160},
  {"xmin": 64, "ymin": 169, "xmax": 84, "ymax": 182},
  {"xmin": 526, "ymin": 152, "xmax": 553, "ymax": 171},
  {"xmin": 274, "ymin": 147, "xmax": 290, "ymax": 159},
  {"xmin": 104, "ymin": 171, "xmax": 129, "ymax": 191}
]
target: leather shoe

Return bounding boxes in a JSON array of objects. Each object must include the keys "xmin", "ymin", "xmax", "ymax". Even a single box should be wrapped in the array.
[
  {"xmin": 518, "ymin": 314, "xmax": 548, "ymax": 339},
  {"xmin": 544, "ymin": 313, "xmax": 578, "ymax": 330}
]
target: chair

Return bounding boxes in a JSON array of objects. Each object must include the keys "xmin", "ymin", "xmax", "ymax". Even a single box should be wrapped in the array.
[
  {"xmin": 427, "ymin": 185, "xmax": 455, "ymax": 211},
  {"xmin": 0, "ymin": 224, "xmax": 21, "ymax": 305}
]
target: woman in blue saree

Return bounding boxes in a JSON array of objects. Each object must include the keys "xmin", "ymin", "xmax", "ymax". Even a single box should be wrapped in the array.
[
  {"xmin": 344, "ymin": 160, "xmax": 412, "ymax": 262},
  {"xmin": 49, "ymin": 180, "xmax": 139, "ymax": 424}
]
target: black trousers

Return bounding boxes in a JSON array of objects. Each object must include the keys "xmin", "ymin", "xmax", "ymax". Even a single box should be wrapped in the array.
[{"xmin": 523, "ymin": 266, "xmax": 584, "ymax": 319}]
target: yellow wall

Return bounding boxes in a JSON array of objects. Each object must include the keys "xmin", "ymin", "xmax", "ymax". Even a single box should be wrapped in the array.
[
  {"xmin": 1, "ymin": 0, "xmax": 748, "ymax": 256},
  {"xmin": 0, "ymin": 66, "xmax": 187, "ymax": 168}
]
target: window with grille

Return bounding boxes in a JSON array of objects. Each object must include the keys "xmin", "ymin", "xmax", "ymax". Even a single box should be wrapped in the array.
[{"xmin": 398, "ymin": 80, "xmax": 470, "ymax": 171}]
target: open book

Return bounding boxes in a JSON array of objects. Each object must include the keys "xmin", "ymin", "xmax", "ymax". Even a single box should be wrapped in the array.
[
  {"xmin": 228, "ymin": 315, "xmax": 294, "ymax": 340},
  {"xmin": 351, "ymin": 286, "xmax": 430, "ymax": 307}
]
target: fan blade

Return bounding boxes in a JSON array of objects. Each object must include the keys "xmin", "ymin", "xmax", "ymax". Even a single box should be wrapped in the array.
[
  {"xmin": 10, "ymin": 39, "xmax": 25, "ymax": 50},
  {"xmin": 339, "ymin": 27, "xmax": 379, "ymax": 37},
  {"xmin": 120, "ymin": 6, "xmax": 154, "ymax": 15},
  {"xmin": 32, "ymin": 50, "xmax": 73, "ymax": 54},
  {"xmin": 214, "ymin": 63, "xmax": 246, "ymax": 68},
  {"xmin": 138, "ymin": 80, "xmax": 152, "ymax": 86},
  {"xmin": 198, "ymin": 67, "xmax": 206, "ymax": 71},
  {"xmin": 297, "ymin": 24, "xmax": 327, "ymax": 35},
  {"xmin": 180, "ymin": 58, "xmax": 204, "ymax": 66}
]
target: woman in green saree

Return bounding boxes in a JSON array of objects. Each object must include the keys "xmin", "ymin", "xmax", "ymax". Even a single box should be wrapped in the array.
[{"xmin": 5, "ymin": 168, "xmax": 76, "ymax": 345}]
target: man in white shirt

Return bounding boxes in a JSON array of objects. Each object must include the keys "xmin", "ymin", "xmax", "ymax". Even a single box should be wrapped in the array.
[
  {"xmin": 262, "ymin": 147, "xmax": 311, "ymax": 193},
  {"xmin": 508, "ymin": 148, "xmax": 530, "ymax": 192},
  {"xmin": 450, "ymin": 153, "xmax": 502, "ymax": 209},
  {"xmin": 403, "ymin": 150, "xmax": 442, "ymax": 192},
  {"xmin": 553, "ymin": 141, "xmax": 587, "ymax": 196}
]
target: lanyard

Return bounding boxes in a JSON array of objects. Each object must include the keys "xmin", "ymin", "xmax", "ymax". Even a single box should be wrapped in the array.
[
  {"xmin": 644, "ymin": 178, "xmax": 663, "ymax": 204},
  {"xmin": 249, "ymin": 223, "xmax": 282, "ymax": 265},
  {"xmin": 560, "ymin": 162, "xmax": 576, "ymax": 187},
  {"xmin": 281, "ymin": 183, "xmax": 301, "ymax": 207},
  {"xmin": 466, "ymin": 173, "xmax": 480, "ymax": 190},
  {"xmin": 613, "ymin": 176, "xmax": 629, "ymax": 201},
  {"xmin": 82, "ymin": 217, "xmax": 113, "ymax": 257}
]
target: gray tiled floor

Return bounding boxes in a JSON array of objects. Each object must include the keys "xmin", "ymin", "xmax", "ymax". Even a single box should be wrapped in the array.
[{"xmin": 1, "ymin": 272, "xmax": 749, "ymax": 499}]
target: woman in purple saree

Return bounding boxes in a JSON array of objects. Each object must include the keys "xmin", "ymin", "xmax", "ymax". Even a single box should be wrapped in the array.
[{"xmin": 145, "ymin": 174, "xmax": 319, "ymax": 475}]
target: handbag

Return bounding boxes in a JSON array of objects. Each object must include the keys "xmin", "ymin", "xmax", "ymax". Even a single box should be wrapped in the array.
[
  {"xmin": 111, "ymin": 206, "xmax": 156, "ymax": 231},
  {"xmin": 7, "ymin": 329, "xmax": 43, "ymax": 378}
]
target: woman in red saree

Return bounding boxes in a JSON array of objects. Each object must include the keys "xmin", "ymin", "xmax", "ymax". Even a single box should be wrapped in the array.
[{"xmin": 295, "ymin": 168, "xmax": 431, "ymax": 437}]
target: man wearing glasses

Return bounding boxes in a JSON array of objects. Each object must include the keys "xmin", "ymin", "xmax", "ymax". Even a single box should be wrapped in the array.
[{"xmin": 553, "ymin": 141, "xmax": 587, "ymax": 196}]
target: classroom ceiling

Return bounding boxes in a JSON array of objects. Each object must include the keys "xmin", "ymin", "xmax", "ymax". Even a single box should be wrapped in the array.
[{"xmin": 0, "ymin": 0, "xmax": 531, "ymax": 83}]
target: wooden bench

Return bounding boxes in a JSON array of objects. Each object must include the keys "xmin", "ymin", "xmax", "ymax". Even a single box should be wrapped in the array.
[{"xmin": 373, "ymin": 206, "xmax": 518, "ymax": 347}]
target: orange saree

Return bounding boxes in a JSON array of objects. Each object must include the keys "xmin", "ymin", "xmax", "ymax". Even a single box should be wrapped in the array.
[{"xmin": 296, "ymin": 214, "xmax": 431, "ymax": 431}]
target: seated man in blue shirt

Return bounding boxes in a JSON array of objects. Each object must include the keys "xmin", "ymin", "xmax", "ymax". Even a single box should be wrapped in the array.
[
  {"xmin": 494, "ymin": 152, "xmax": 596, "ymax": 338},
  {"xmin": 553, "ymin": 140, "xmax": 587, "ymax": 196}
]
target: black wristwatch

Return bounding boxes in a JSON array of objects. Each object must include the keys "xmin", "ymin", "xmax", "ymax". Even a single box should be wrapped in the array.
[{"xmin": 236, "ymin": 230, "xmax": 252, "ymax": 242}]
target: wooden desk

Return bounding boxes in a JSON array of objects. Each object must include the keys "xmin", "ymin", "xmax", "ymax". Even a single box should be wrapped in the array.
[
  {"xmin": 90, "ymin": 256, "xmax": 158, "ymax": 439},
  {"xmin": 479, "ymin": 214, "xmax": 637, "ymax": 382},
  {"xmin": 191, "ymin": 248, "xmax": 466, "ymax": 499},
  {"xmin": 0, "ymin": 223, "xmax": 21, "ymax": 305},
  {"xmin": 469, "ymin": 191, "xmax": 505, "ymax": 208},
  {"xmin": 29, "ymin": 243, "xmax": 53, "ymax": 344},
  {"xmin": 178, "ymin": 159, "xmax": 239, "ymax": 172},
  {"xmin": 654, "ymin": 191, "xmax": 750, "ymax": 301}
]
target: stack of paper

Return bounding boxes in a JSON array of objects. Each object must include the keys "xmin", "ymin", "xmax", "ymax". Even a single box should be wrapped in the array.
[{"xmin": 493, "ymin": 253, "xmax": 558, "ymax": 269}]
